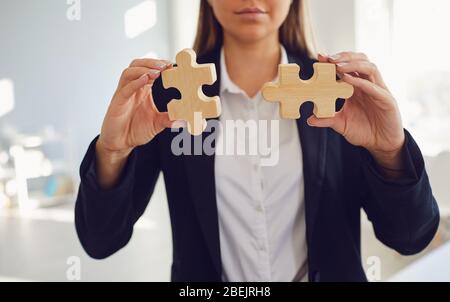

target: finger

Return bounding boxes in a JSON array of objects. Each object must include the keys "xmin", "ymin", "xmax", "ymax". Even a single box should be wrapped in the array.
[
  {"xmin": 143, "ymin": 88, "xmax": 159, "ymax": 113},
  {"xmin": 318, "ymin": 53, "xmax": 361, "ymax": 81},
  {"xmin": 341, "ymin": 73, "xmax": 388, "ymax": 100},
  {"xmin": 118, "ymin": 72, "xmax": 159, "ymax": 100},
  {"xmin": 145, "ymin": 94, "xmax": 187, "ymax": 129},
  {"xmin": 150, "ymin": 102, "xmax": 186, "ymax": 129},
  {"xmin": 135, "ymin": 82, "xmax": 153, "ymax": 103},
  {"xmin": 129, "ymin": 58, "xmax": 173, "ymax": 70},
  {"xmin": 336, "ymin": 61, "xmax": 385, "ymax": 87},
  {"xmin": 317, "ymin": 53, "xmax": 330, "ymax": 63},
  {"xmin": 307, "ymin": 113, "xmax": 346, "ymax": 136},
  {"xmin": 329, "ymin": 51, "xmax": 369, "ymax": 63},
  {"xmin": 336, "ymin": 70, "xmax": 360, "ymax": 81},
  {"xmin": 118, "ymin": 67, "xmax": 152, "ymax": 88},
  {"xmin": 154, "ymin": 112, "xmax": 173, "ymax": 131}
]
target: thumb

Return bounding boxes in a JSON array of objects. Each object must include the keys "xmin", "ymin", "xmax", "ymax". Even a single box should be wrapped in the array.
[
  {"xmin": 317, "ymin": 53, "xmax": 330, "ymax": 63},
  {"xmin": 307, "ymin": 113, "xmax": 346, "ymax": 136},
  {"xmin": 153, "ymin": 112, "xmax": 173, "ymax": 132},
  {"xmin": 153, "ymin": 112, "xmax": 187, "ymax": 132}
]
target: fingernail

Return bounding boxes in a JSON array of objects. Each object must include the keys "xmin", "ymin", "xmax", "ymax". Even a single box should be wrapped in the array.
[
  {"xmin": 336, "ymin": 62, "xmax": 347, "ymax": 67},
  {"xmin": 140, "ymin": 73, "xmax": 149, "ymax": 80},
  {"xmin": 330, "ymin": 54, "xmax": 341, "ymax": 61},
  {"xmin": 318, "ymin": 53, "xmax": 328, "ymax": 58},
  {"xmin": 147, "ymin": 69, "xmax": 161, "ymax": 78},
  {"xmin": 155, "ymin": 62, "xmax": 167, "ymax": 69}
]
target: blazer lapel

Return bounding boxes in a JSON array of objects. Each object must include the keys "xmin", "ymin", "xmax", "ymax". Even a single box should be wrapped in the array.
[
  {"xmin": 182, "ymin": 130, "xmax": 221, "ymax": 277},
  {"xmin": 296, "ymin": 117, "xmax": 328, "ymax": 244}
]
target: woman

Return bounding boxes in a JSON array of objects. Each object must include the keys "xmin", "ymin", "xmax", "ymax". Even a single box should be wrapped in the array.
[{"xmin": 75, "ymin": 0, "xmax": 439, "ymax": 282}]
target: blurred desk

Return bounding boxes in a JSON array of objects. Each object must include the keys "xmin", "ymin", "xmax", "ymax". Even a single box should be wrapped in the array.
[
  {"xmin": 388, "ymin": 241, "xmax": 450, "ymax": 282},
  {"xmin": 0, "ymin": 200, "xmax": 172, "ymax": 281}
]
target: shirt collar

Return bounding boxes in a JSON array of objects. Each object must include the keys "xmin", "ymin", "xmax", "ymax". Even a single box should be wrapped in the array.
[{"xmin": 220, "ymin": 45, "xmax": 289, "ymax": 94}]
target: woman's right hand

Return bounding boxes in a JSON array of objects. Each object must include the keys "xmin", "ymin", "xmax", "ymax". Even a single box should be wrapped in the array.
[{"xmin": 95, "ymin": 58, "xmax": 173, "ymax": 189}]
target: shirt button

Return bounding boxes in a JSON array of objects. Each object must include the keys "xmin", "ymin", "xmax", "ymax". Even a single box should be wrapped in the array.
[{"xmin": 256, "ymin": 204, "xmax": 263, "ymax": 212}]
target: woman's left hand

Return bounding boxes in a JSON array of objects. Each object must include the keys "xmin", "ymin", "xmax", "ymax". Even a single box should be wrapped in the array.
[{"xmin": 307, "ymin": 52, "xmax": 406, "ymax": 172}]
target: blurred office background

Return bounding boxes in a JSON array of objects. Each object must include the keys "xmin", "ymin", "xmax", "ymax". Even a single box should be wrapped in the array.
[{"xmin": 0, "ymin": 0, "xmax": 449, "ymax": 281}]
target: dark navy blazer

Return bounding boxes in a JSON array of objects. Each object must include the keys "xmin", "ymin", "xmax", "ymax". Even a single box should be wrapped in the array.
[{"xmin": 75, "ymin": 47, "xmax": 440, "ymax": 282}]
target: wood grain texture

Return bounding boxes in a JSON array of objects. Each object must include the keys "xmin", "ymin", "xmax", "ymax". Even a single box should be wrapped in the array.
[
  {"xmin": 162, "ymin": 49, "xmax": 221, "ymax": 135},
  {"xmin": 262, "ymin": 63, "xmax": 354, "ymax": 119}
]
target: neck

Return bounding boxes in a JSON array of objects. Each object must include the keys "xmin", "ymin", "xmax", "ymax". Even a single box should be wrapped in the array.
[{"xmin": 223, "ymin": 33, "xmax": 281, "ymax": 98}]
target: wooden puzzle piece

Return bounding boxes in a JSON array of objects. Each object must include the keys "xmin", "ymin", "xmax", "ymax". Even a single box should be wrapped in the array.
[
  {"xmin": 262, "ymin": 63, "xmax": 354, "ymax": 119},
  {"xmin": 162, "ymin": 48, "xmax": 221, "ymax": 136}
]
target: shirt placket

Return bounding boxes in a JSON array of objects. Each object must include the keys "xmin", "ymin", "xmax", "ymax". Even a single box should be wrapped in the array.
[{"xmin": 248, "ymin": 98, "xmax": 271, "ymax": 281}]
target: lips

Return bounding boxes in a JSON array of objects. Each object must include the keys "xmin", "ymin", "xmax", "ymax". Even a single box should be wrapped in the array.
[{"xmin": 235, "ymin": 7, "xmax": 267, "ymax": 15}]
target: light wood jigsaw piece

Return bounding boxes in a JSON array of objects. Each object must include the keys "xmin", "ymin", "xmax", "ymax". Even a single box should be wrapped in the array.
[
  {"xmin": 262, "ymin": 63, "xmax": 354, "ymax": 119},
  {"xmin": 162, "ymin": 48, "xmax": 221, "ymax": 135}
]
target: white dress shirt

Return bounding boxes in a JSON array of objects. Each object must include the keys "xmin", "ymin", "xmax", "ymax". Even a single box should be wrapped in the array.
[{"xmin": 215, "ymin": 46, "xmax": 308, "ymax": 282}]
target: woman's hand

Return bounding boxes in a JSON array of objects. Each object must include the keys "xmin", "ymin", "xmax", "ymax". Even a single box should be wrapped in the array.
[
  {"xmin": 95, "ymin": 58, "xmax": 174, "ymax": 189},
  {"xmin": 307, "ymin": 52, "xmax": 406, "ymax": 174},
  {"xmin": 99, "ymin": 58, "xmax": 174, "ymax": 154}
]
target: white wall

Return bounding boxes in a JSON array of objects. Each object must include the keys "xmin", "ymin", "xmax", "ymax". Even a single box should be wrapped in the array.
[
  {"xmin": 169, "ymin": 0, "xmax": 200, "ymax": 58},
  {"xmin": 0, "ymin": 0, "xmax": 172, "ymax": 170},
  {"xmin": 309, "ymin": 0, "xmax": 356, "ymax": 55}
]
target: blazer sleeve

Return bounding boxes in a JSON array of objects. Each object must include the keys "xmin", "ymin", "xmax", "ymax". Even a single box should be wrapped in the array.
[
  {"xmin": 360, "ymin": 129, "xmax": 440, "ymax": 255},
  {"xmin": 74, "ymin": 135, "xmax": 161, "ymax": 259}
]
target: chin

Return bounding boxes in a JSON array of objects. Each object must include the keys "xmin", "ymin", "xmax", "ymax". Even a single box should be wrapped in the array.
[{"xmin": 231, "ymin": 26, "xmax": 272, "ymax": 43}]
